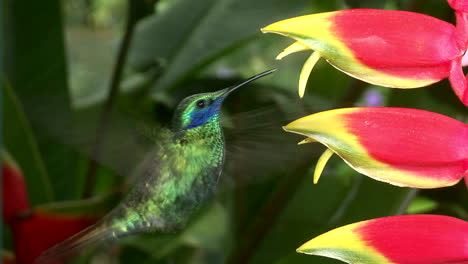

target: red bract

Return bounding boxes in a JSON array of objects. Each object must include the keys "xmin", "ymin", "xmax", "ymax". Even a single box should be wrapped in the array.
[
  {"xmin": 2, "ymin": 153, "xmax": 97, "ymax": 264},
  {"xmin": 11, "ymin": 211, "xmax": 95, "ymax": 264},
  {"xmin": 333, "ymin": 10, "xmax": 458, "ymax": 80},
  {"xmin": 262, "ymin": 6, "xmax": 468, "ymax": 104},
  {"xmin": 297, "ymin": 215, "xmax": 468, "ymax": 264},
  {"xmin": 3, "ymin": 156, "xmax": 30, "ymax": 224},
  {"xmin": 448, "ymin": 0, "xmax": 468, "ymax": 12}
]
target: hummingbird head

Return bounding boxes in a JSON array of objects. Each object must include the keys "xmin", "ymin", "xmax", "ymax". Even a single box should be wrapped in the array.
[{"xmin": 171, "ymin": 69, "xmax": 275, "ymax": 131}]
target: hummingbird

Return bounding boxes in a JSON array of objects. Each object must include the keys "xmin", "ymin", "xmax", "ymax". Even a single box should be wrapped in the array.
[{"xmin": 35, "ymin": 69, "xmax": 276, "ymax": 264}]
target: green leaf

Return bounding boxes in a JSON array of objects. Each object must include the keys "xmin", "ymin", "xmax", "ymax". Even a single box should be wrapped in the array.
[
  {"xmin": 180, "ymin": 202, "xmax": 227, "ymax": 251},
  {"xmin": 3, "ymin": 82, "xmax": 53, "ymax": 204},
  {"xmin": 4, "ymin": 0, "xmax": 82, "ymax": 201},
  {"xmin": 129, "ymin": 0, "xmax": 314, "ymax": 96},
  {"xmin": 407, "ymin": 196, "xmax": 438, "ymax": 214}
]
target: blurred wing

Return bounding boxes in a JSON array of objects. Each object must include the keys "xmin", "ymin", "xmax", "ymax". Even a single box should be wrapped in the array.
[
  {"xmin": 222, "ymin": 106, "xmax": 320, "ymax": 189},
  {"xmin": 25, "ymin": 97, "xmax": 163, "ymax": 179}
]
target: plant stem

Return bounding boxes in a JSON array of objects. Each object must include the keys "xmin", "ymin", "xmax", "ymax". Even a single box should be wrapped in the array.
[{"xmin": 83, "ymin": 0, "xmax": 155, "ymax": 198}]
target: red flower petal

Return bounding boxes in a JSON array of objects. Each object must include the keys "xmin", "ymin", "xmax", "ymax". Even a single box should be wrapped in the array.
[
  {"xmin": 11, "ymin": 210, "xmax": 96, "ymax": 264},
  {"xmin": 333, "ymin": 9, "xmax": 459, "ymax": 80},
  {"xmin": 358, "ymin": 215, "xmax": 468, "ymax": 263},
  {"xmin": 344, "ymin": 108, "xmax": 468, "ymax": 185},
  {"xmin": 2, "ymin": 157, "xmax": 30, "ymax": 224},
  {"xmin": 448, "ymin": 0, "xmax": 468, "ymax": 12}
]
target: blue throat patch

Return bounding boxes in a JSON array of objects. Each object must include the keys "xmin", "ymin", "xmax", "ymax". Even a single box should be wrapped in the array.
[{"xmin": 185, "ymin": 99, "xmax": 222, "ymax": 130}]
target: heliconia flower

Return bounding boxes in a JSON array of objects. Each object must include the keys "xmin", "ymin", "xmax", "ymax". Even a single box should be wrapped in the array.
[
  {"xmin": 448, "ymin": 0, "xmax": 468, "ymax": 15},
  {"xmin": 2, "ymin": 152, "xmax": 31, "ymax": 225},
  {"xmin": 261, "ymin": 8, "xmax": 468, "ymax": 104},
  {"xmin": 297, "ymin": 214, "xmax": 468, "ymax": 264},
  {"xmin": 283, "ymin": 107, "xmax": 468, "ymax": 188},
  {"xmin": 1, "ymin": 152, "xmax": 98, "ymax": 264},
  {"xmin": 12, "ymin": 210, "xmax": 96, "ymax": 264}
]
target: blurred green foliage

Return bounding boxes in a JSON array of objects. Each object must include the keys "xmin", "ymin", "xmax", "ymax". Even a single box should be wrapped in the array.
[{"xmin": 3, "ymin": 0, "xmax": 467, "ymax": 263}]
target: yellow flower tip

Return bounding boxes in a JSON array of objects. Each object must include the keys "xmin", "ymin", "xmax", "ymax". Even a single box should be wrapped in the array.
[
  {"xmin": 299, "ymin": 52, "xmax": 321, "ymax": 98},
  {"xmin": 295, "ymin": 246, "xmax": 305, "ymax": 254},
  {"xmin": 314, "ymin": 149, "xmax": 334, "ymax": 184},
  {"xmin": 283, "ymin": 124, "xmax": 307, "ymax": 138},
  {"xmin": 260, "ymin": 24, "xmax": 280, "ymax": 34},
  {"xmin": 296, "ymin": 237, "xmax": 323, "ymax": 255},
  {"xmin": 298, "ymin": 138, "xmax": 316, "ymax": 145},
  {"xmin": 261, "ymin": 15, "xmax": 314, "ymax": 35},
  {"xmin": 275, "ymin": 41, "xmax": 309, "ymax": 60},
  {"xmin": 260, "ymin": 24, "xmax": 288, "ymax": 36},
  {"xmin": 296, "ymin": 222, "xmax": 366, "ymax": 254},
  {"xmin": 275, "ymin": 53, "xmax": 285, "ymax": 60},
  {"xmin": 282, "ymin": 122, "xmax": 306, "ymax": 135},
  {"xmin": 297, "ymin": 241, "xmax": 325, "ymax": 255},
  {"xmin": 282, "ymin": 125, "xmax": 292, "ymax": 132}
]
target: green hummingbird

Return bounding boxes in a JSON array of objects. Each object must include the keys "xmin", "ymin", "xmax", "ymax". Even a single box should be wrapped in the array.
[{"xmin": 35, "ymin": 69, "xmax": 275, "ymax": 264}]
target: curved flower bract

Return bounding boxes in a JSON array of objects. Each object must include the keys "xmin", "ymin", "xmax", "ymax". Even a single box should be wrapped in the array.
[
  {"xmin": 14, "ymin": 211, "xmax": 95, "ymax": 264},
  {"xmin": 448, "ymin": 0, "xmax": 468, "ymax": 13},
  {"xmin": 2, "ymin": 152, "xmax": 30, "ymax": 225},
  {"xmin": 283, "ymin": 107, "xmax": 468, "ymax": 188},
  {"xmin": 261, "ymin": 9, "xmax": 468, "ymax": 104},
  {"xmin": 297, "ymin": 215, "xmax": 468, "ymax": 264},
  {"xmin": 2, "ymin": 152, "xmax": 98, "ymax": 264}
]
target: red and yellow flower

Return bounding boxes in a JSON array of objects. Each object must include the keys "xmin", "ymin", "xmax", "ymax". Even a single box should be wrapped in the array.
[
  {"xmin": 297, "ymin": 214, "xmax": 468, "ymax": 264},
  {"xmin": 262, "ymin": 6, "xmax": 468, "ymax": 104},
  {"xmin": 2, "ymin": 153, "xmax": 97, "ymax": 264},
  {"xmin": 2, "ymin": 152, "xmax": 30, "ymax": 225},
  {"xmin": 283, "ymin": 107, "xmax": 468, "ymax": 188}
]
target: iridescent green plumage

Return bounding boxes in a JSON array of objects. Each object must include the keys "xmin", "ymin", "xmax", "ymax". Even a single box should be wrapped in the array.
[
  {"xmin": 111, "ymin": 93, "xmax": 226, "ymax": 234},
  {"xmin": 35, "ymin": 69, "xmax": 275, "ymax": 264}
]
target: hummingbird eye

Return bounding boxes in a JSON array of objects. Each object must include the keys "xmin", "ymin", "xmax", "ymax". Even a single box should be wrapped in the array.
[{"xmin": 196, "ymin": 99, "xmax": 207, "ymax": 109}]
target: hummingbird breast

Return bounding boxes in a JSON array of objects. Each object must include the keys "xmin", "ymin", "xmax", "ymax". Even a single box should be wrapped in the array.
[{"xmin": 108, "ymin": 123, "xmax": 225, "ymax": 236}]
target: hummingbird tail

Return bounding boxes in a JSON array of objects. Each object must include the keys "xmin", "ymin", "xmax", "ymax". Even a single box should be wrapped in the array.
[{"xmin": 34, "ymin": 222, "xmax": 114, "ymax": 264}]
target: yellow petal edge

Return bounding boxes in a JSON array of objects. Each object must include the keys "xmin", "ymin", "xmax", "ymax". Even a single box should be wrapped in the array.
[
  {"xmin": 299, "ymin": 52, "xmax": 321, "ymax": 98},
  {"xmin": 297, "ymin": 221, "xmax": 394, "ymax": 264},
  {"xmin": 314, "ymin": 149, "xmax": 334, "ymax": 184},
  {"xmin": 276, "ymin": 41, "xmax": 309, "ymax": 60},
  {"xmin": 298, "ymin": 138, "xmax": 316, "ymax": 144}
]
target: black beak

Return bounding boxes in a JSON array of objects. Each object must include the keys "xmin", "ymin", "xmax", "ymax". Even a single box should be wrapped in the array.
[{"xmin": 220, "ymin": 69, "xmax": 276, "ymax": 98}]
